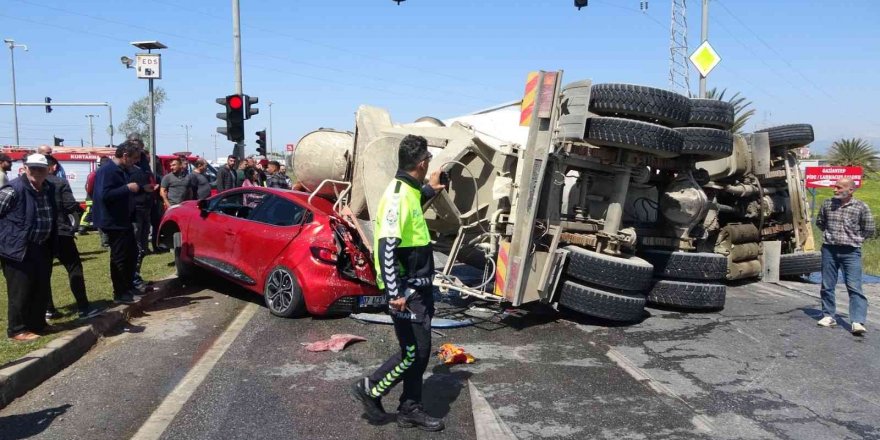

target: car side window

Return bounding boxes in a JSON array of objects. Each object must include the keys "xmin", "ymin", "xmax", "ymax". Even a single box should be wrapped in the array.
[
  {"xmin": 211, "ymin": 191, "xmax": 266, "ymax": 219},
  {"xmin": 249, "ymin": 196, "xmax": 307, "ymax": 227}
]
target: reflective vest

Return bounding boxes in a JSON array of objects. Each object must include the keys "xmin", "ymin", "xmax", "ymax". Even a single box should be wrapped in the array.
[{"xmin": 373, "ymin": 179, "xmax": 430, "ymax": 289}]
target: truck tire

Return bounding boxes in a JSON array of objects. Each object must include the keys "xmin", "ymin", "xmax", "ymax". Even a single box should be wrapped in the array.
[
  {"xmin": 559, "ymin": 280, "xmax": 646, "ymax": 322},
  {"xmin": 755, "ymin": 124, "xmax": 814, "ymax": 149},
  {"xmin": 589, "ymin": 83, "xmax": 691, "ymax": 127},
  {"xmin": 646, "ymin": 279, "xmax": 726, "ymax": 311},
  {"xmin": 639, "ymin": 250, "xmax": 727, "ymax": 281},
  {"xmin": 585, "ymin": 117, "xmax": 683, "ymax": 159},
  {"xmin": 675, "ymin": 127, "xmax": 734, "ymax": 160},
  {"xmin": 564, "ymin": 245, "xmax": 654, "ymax": 291},
  {"xmin": 780, "ymin": 251, "xmax": 822, "ymax": 276},
  {"xmin": 688, "ymin": 99, "xmax": 735, "ymax": 131}
]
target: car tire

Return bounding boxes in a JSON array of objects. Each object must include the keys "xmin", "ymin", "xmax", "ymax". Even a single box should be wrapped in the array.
[
  {"xmin": 264, "ymin": 266, "xmax": 306, "ymax": 318},
  {"xmin": 646, "ymin": 279, "xmax": 726, "ymax": 311},
  {"xmin": 173, "ymin": 232, "xmax": 196, "ymax": 281},
  {"xmin": 564, "ymin": 245, "xmax": 654, "ymax": 291},
  {"xmin": 589, "ymin": 83, "xmax": 691, "ymax": 127},
  {"xmin": 584, "ymin": 117, "xmax": 683, "ymax": 159},
  {"xmin": 688, "ymin": 99, "xmax": 735, "ymax": 131},
  {"xmin": 675, "ymin": 127, "xmax": 734, "ymax": 160},
  {"xmin": 639, "ymin": 250, "xmax": 728, "ymax": 281},
  {"xmin": 558, "ymin": 280, "xmax": 646, "ymax": 322},
  {"xmin": 780, "ymin": 251, "xmax": 822, "ymax": 276},
  {"xmin": 755, "ymin": 124, "xmax": 815, "ymax": 149}
]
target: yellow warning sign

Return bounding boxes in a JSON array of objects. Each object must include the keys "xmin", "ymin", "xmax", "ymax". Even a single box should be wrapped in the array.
[{"xmin": 690, "ymin": 41, "xmax": 721, "ymax": 77}]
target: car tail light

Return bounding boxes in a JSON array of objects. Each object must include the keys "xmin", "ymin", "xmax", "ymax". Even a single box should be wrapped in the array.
[{"xmin": 310, "ymin": 246, "xmax": 339, "ymax": 265}]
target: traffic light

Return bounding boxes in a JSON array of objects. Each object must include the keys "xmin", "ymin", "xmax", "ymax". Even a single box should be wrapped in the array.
[
  {"xmin": 574, "ymin": 0, "xmax": 588, "ymax": 9},
  {"xmin": 245, "ymin": 95, "xmax": 259, "ymax": 120},
  {"xmin": 53, "ymin": 136, "xmax": 64, "ymax": 146},
  {"xmin": 255, "ymin": 130, "xmax": 267, "ymax": 156},
  {"xmin": 44, "ymin": 97, "xmax": 52, "ymax": 113},
  {"xmin": 216, "ymin": 94, "xmax": 245, "ymax": 142}
]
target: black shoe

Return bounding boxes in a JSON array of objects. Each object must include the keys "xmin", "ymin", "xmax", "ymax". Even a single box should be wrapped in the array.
[
  {"xmin": 78, "ymin": 306, "xmax": 106, "ymax": 320},
  {"xmin": 349, "ymin": 378, "xmax": 386, "ymax": 422},
  {"xmin": 114, "ymin": 294, "xmax": 138, "ymax": 305},
  {"xmin": 397, "ymin": 405, "xmax": 444, "ymax": 432},
  {"xmin": 45, "ymin": 310, "xmax": 63, "ymax": 320}
]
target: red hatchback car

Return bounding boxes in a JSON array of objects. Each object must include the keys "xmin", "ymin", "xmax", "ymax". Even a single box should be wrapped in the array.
[{"xmin": 158, "ymin": 187, "xmax": 383, "ymax": 317}]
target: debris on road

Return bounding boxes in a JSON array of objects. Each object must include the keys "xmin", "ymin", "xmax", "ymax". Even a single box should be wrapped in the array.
[
  {"xmin": 302, "ymin": 334, "xmax": 367, "ymax": 352},
  {"xmin": 437, "ymin": 343, "xmax": 476, "ymax": 365}
]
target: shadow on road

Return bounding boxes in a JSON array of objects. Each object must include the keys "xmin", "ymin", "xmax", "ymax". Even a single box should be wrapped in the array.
[
  {"xmin": 423, "ymin": 364, "xmax": 473, "ymax": 419},
  {"xmin": 0, "ymin": 404, "xmax": 72, "ymax": 439}
]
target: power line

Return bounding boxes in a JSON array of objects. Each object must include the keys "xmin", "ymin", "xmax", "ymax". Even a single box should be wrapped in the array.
[
  {"xmin": 10, "ymin": 0, "xmax": 496, "ymax": 104},
  {"xmin": 713, "ymin": 0, "xmax": 834, "ymax": 100}
]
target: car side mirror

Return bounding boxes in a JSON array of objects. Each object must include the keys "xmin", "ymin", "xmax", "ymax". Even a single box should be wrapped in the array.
[{"xmin": 198, "ymin": 199, "xmax": 209, "ymax": 215}]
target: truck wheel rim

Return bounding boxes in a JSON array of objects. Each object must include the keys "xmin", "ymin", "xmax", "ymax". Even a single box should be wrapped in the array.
[{"xmin": 267, "ymin": 269, "xmax": 293, "ymax": 312}]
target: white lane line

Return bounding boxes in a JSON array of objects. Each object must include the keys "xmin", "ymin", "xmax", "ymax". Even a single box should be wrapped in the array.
[
  {"xmin": 131, "ymin": 302, "xmax": 258, "ymax": 440},
  {"xmin": 605, "ymin": 348, "xmax": 714, "ymax": 434},
  {"xmin": 469, "ymin": 381, "xmax": 518, "ymax": 440}
]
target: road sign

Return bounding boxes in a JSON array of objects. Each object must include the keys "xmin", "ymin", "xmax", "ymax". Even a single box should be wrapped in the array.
[
  {"xmin": 286, "ymin": 143, "xmax": 295, "ymax": 152},
  {"xmin": 136, "ymin": 54, "xmax": 161, "ymax": 79},
  {"xmin": 804, "ymin": 166, "xmax": 863, "ymax": 188},
  {"xmin": 690, "ymin": 41, "xmax": 721, "ymax": 77}
]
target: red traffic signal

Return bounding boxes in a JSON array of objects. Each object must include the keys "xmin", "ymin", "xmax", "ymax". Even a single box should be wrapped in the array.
[{"xmin": 228, "ymin": 95, "xmax": 243, "ymax": 110}]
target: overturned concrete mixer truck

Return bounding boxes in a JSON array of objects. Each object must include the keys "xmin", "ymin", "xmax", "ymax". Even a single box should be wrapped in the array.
[{"xmin": 290, "ymin": 70, "xmax": 818, "ymax": 322}]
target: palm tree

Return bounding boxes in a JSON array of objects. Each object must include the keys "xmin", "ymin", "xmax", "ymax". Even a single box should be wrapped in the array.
[
  {"xmin": 705, "ymin": 87, "xmax": 756, "ymax": 133},
  {"xmin": 828, "ymin": 138, "xmax": 879, "ymax": 176}
]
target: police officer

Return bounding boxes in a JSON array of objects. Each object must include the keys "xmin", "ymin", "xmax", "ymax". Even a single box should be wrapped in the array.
[{"xmin": 351, "ymin": 135, "xmax": 446, "ymax": 431}]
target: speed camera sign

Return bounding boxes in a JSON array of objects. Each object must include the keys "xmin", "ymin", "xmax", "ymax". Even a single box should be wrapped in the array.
[{"xmin": 136, "ymin": 54, "xmax": 161, "ymax": 79}]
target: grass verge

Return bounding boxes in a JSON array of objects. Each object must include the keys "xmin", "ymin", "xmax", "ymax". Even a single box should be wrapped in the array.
[{"xmin": 0, "ymin": 233, "xmax": 174, "ymax": 367}]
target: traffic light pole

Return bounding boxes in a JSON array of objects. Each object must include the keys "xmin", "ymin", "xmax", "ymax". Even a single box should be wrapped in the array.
[
  {"xmin": 0, "ymin": 101, "xmax": 114, "ymax": 146},
  {"xmin": 232, "ymin": 0, "xmax": 245, "ymax": 158}
]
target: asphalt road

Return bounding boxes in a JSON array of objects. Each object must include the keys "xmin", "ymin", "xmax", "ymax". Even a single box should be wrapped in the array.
[{"xmin": 1, "ymin": 274, "xmax": 878, "ymax": 440}]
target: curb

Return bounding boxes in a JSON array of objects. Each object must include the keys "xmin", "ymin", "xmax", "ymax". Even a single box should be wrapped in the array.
[{"xmin": 0, "ymin": 277, "xmax": 176, "ymax": 409}]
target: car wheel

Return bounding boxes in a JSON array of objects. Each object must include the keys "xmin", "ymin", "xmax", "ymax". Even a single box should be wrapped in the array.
[
  {"xmin": 558, "ymin": 280, "xmax": 646, "ymax": 322},
  {"xmin": 584, "ymin": 117, "xmax": 683, "ymax": 159},
  {"xmin": 780, "ymin": 251, "xmax": 822, "ymax": 277},
  {"xmin": 264, "ymin": 266, "xmax": 306, "ymax": 318},
  {"xmin": 646, "ymin": 279, "xmax": 726, "ymax": 311},
  {"xmin": 564, "ymin": 245, "xmax": 654, "ymax": 291},
  {"xmin": 687, "ymin": 99, "xmax": 735, "ymax": 130},
  {"xmin": 173, "ymin": 232, "xmax": 196, "ymax": 281},
  {"xmin": 639, "ymin": 250, "xmax": 728, "ymax": 281},
  {"xmin": 755, "ymin": 124, "xmax": 814, "ymax": 149},
  {"xmin": 674, "ymin": 127, "xmax": 734, "ymax": 160},
  {"xmin": 589, "ymin": 83, "xmax": 691, "ymax": 127}
]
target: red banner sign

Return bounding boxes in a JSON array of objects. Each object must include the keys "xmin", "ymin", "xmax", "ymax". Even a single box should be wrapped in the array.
[
  {"xmin": 286, "ymin": 143, "xmax": 295, "ymax": 152},
  {"xmin": 804, "ymin": 166, "xmax": 863, "ymax": 188}
]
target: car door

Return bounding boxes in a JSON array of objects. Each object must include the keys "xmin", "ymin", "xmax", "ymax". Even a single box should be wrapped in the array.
[
  {"xmin": 235, "ymin": 195, "xmax": 308, "ymax": 288},
  {"xmin": 188, "ymin": 191, "xmax": 265, "ymax": 284}
]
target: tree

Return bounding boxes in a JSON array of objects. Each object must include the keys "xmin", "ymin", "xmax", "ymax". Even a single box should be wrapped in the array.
[
  {"xmin": 117, "ymin": 88, "xmax": 167, "ymax": 150},
  {"xmin": 828, "ymin": 138, "xmax": 879, "ymax": 176},
  {"xmin": 705, "ymin": 87, "xmax": 756, "ymax": 134}
]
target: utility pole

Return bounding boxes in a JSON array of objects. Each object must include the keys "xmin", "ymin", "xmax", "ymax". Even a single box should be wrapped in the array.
[
  {"xmin": 4, "ymin": 39, "xmax": 27, "ymax": 146},
  {"xmin": 668, "ymin": 0, "xmax": 690, "ymax": 96},
  {"xmin": 85, "ymin": 114, "xmax": 98, "ymax": 146},
  {"xmin": 212, "ymin": 133, "xmax": 219, "ymax": 162},
  {"xmin": 268, "ymin": 101, "xmax": 273, "ymax": 155},
  {"xmin": 699, "ymin": 0, "xmax": 709, "ymax": 98},
  {"xmin": 180, "ymin": 124, "xmax": 192, "ymax": 151},
  {"xmin": 231, "ymin": 0, "xmax": 245, "ymax": 158}
]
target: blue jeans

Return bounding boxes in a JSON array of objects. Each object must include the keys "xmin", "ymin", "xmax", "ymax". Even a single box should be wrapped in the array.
[{"xmin": 820, "ymin": 244, "xmax": 868, "ymax": 324}]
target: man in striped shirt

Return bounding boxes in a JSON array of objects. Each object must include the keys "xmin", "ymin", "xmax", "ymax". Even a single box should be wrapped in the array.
[{"xmin": 816, "ymin": 177, "xmax": 876, "ymax": 335}]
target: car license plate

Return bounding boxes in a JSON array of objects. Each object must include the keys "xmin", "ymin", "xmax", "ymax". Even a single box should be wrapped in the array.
[{"xmin": 358, "ymin": 295, "xmax": 387, "ymax": 307}]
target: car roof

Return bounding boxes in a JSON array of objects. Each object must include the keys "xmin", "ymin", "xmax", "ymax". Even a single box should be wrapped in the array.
[{"xmin": 222, "ymin": 186, "xmax": 336, "ymax": 215}]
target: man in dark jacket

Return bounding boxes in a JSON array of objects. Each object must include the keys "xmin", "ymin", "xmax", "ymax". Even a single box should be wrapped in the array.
[
  {"xmin": 216, "ymin": 155, "xmax": 238, "ymax": 192},
  {"xmin": 93, "ymin": 143, "xmax": 150, "ymax": 304},
  {"xmin": 0, "ymin": 154, "xmax": 57, "ymax": 341},
  {"xmin": 129, "ymin": 145, "xmax": 157, "ymax": 291},
  {"xmin": 43, "ymin": 156, "xmax": 103, "ymax": 320},
  {"xmin": 265, "ymin": 161, "xmax": 291, "ymax": 189}
]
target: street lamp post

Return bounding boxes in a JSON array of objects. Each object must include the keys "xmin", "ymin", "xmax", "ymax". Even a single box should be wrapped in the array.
[
  {"xmin": 85, "ymin": 114, "xmax": 98, "ymax": 146},
  {"xmin": 180, "ymin": 124, "xmax": 191, "ymax": 151},
  {"xmin": 4, "ymin": 39, "xmax": 28, "ymax": 146},
  {"xmin": 268, "ymin": 101, "xmax": 273, "ymax": 155}
]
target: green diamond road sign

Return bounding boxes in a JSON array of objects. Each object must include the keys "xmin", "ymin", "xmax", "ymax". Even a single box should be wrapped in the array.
[{"xmin": 690, "ymin": 41, "xmax": 721, "ymax": 77}]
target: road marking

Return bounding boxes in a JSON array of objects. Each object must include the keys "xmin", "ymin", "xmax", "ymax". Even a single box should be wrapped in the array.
[
  {"xmin": 131, "ymin": 302, "xmax": 258, "ymax": 440},
  {"xmin": 469, "ymin": 381, "xmax": 518, "ymax": 440},
  {"xmin": 605, "ymin": 348, "xmax": 714, "ymax": 434}
]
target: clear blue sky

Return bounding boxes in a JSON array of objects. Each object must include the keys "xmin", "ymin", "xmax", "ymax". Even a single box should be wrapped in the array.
[{"xmin": 1, "ymin": 0, "xmax": 878, "ymax": 158}]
